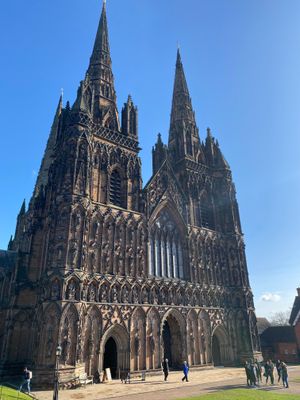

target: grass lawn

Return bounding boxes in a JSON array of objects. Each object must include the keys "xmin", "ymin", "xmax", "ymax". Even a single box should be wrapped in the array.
[
  {"xmin": 180, "ymin": 388, "xmax": 300, "ymax": 400},
  {"xmin": 0, "ymin": 385, "xmax": 32, "ymax": 400}
]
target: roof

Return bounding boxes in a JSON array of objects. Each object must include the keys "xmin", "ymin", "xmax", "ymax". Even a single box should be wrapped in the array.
[
  {"xmin": 289, "ymin": 289, "xmax": 300, "ymax": 325},
  {"xmin": 257, "ymin": 317, "xmax": 271, "ymax": 335},
  {"xmin": 260, "ymin": 326, "xmax": 296, "ymax": 345},
  {"xmin": 0, "ymin": 250, "xmax": 17, "ymax": 271}
]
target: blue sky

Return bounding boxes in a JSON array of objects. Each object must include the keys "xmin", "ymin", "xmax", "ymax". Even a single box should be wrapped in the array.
[{"xmin": 1, "ymin": 0, "xmax": 300, "ymax": 318}]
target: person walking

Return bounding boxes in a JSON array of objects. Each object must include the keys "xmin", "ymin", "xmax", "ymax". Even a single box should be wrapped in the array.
[
  {"xmin": 19, "ymin": 367, "xmax": 32, "ymax": 394},
  {"xmin": 255, "ymin": 360, "xmax": 262, "ymax": 385},
  {"xmin": 276, "ymin": 359, "xmax": 282, "ymax": 382},
  {"xmin": 162, "ymin": 358, "xmax": 169, "ymax": 381},
  {"xmin": 182, "ymin": 361, "xmax": 189, "ymax": 382},
  {"xmin": 264, "ymin": 360, "xmax": 274, "ymax": 384},
  {"xmin": 280, "ymin": 361, "xmax": 289, "ymax": 388},
  {"xmin": 244, "ymin": 361, "xmax": 252, "ymax": 386}
]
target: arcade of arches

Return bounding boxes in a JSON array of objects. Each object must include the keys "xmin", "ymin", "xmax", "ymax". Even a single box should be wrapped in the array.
[{"xmin": 32, "ymin": 303, "xmax": 254, "ymax": 381}]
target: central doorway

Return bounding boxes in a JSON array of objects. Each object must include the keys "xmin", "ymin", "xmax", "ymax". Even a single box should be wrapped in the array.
[
  {"xmin": 103, "ymin": 337, "xmax": 118, "ymax": 378},
  {"xmin": 162, "ymin": 314, "xmax": 182, "ymax": 369}
]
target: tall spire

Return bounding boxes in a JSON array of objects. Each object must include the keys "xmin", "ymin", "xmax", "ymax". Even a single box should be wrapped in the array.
[
  {"xmin": 88, "ymin": 0, "xmax": 110, "ymax": 77},
  {"xmin": 170, "ymin": 49, "xmax": 196, "ymax": 128},
  {"xmin": 79, "ymin": 0, "xmax": 119, "ymax": 130},
  {"xmin": 168, "ymin": 49, "xmax": 200, "ymax": 162}
]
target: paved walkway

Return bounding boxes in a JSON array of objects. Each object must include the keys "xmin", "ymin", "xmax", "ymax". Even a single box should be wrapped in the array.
[{"xmin": 32, "ymin": 365, "xmax": 300, "ymax": 400}]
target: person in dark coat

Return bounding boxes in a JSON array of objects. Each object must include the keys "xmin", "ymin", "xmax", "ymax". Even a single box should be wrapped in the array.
[
  {"xmin": 244, "ymin": 361, "xmax": 252, "ymax": 386},
  {"xmin": 276, "ymin": 360, "xmax": 282, "ymax": 382},
  {"xmin": 264, "ymin": 360, "xmax": 274, "ymax": 384},
  {"xmin": 182, "ymin": 361, "xmax": 189, "ymax": 382},
  {"xmin": 162, "ymin": 358, "xmax": 169, "ymax": 381},
  {"xmin": 255, "ymin": 360, "xmax": 262, "ymax": 384}
]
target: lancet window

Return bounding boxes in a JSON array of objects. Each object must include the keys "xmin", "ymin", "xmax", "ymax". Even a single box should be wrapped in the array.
[
  {"xmin": 109, "ymin": 169, "xmax": 122, "ymax": 207},
  {"xmin": 148, "ymin": 211, "xmax": 185, "ymax": 279},
  {"xmin": 199, "ymin": 194, "xmax": 215, "ymax": 230}
]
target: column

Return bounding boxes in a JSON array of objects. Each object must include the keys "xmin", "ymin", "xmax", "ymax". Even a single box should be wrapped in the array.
[
  {"xmin": 148, "ymin": 237, "xmax": 154, "ymax": 276},
  {"xmin": 172, "ymin": 241, "xmax": 177, "ymax": 278},
  {"xmin": 161, "ymin": 239, "xmax": 166, "ymax": 277},
  {"xmin": 166, "ymin": 239, "xmax": 172, "ymax": 277}
]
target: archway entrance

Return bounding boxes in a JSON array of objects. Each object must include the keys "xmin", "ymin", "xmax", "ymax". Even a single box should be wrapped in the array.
[
  {"xmin": 162, "ymin": 314, "xmax": 182, "ymax": 369},
  {"xmin": 103, "ymin": 337, "xmax": 118, "ymax": 378},
  {"xmin": 212, "ymin": 334, "xmax": 221, "ymax": 366}
]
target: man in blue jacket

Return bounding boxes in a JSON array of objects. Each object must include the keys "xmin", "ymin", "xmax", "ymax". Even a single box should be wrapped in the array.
[{"xmin": 182, "ymin": 361, "xmax": 189, "ymax": 382}]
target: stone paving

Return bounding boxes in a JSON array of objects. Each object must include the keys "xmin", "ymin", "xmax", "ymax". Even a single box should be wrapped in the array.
[{"xmin": 31, "ymin": 365, "xmax": 300, "ymax": 400}]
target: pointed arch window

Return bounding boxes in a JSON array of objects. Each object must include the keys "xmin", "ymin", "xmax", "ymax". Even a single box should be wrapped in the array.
[
  {"xmin": 109, "ymin": 169, "xmax": 122, "ymax": 207},
  {"xmin": 200, "ymin": 195, "xmax": 215, "ymax": 230}
]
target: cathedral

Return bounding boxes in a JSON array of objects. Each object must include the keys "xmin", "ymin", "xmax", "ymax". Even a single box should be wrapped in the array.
[{"xmin": 0, "ymin": 1, "xmax": 260, "ymax": 384}]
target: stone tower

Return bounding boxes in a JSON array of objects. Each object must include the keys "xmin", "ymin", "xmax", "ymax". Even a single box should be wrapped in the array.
[{"xmin": 0, "ymin": 1, "xmax": 260, "ymax": 385}]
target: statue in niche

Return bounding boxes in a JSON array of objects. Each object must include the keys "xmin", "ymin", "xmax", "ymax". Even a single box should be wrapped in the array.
[
  {"xmin": 111, "ymin": 287, "xmax": 118, "ymax": 303},
  {"xmin": 134, "ymin": 332, "xmax": 140, "ymax": 356},
  {"xmin": 51, "ymin": 281, "xmax": 60, "ymax": 300},
  {"xmin": 201, "ymin": 332, "xmax": 206, "ymax": 353},
  {"xmin": 46, "ymin": 326, "xmax": 54, "ymax": 358},
  {"xmin": 122, "ymin": 286, "xmax": 129, "ymax": 303},
  {"xmin": 132, "ymin": 287, "xmax": 139, "ymax": 303},
  {"xmin": 91, "ymin": 221, "xmax": 100, "ymax": 242},
  {"xmin": 100, "ymin": 285, "xmax": 108, "ymax": 302},
  {"xmin": 61, "ymin": 328, "xmax": 71, "ymax": 365},
  {"xmin": 127, "ymin": 247, "xmax": 134, "ymax": 275},
  {"xmin": 149, "ymin": 334, "xmax": 155, "ymax": 354},
  {"xmin": 68, "ymin": 240, "xmax": 78, "ymax": 267},
  {"xmin": 137, "ymin": 247, "xmax": 145, "ymax": 276},
  {"xmin": 67, "ymin": 281, "xmax": 76, "ymax": 300},
  {"xmin": 88, "ymin": 251, "xmax": 95, "ymax": 273},
  {"xmin": 152, "ymin": 288, "xmax": 158, "ymax": 304},
  {"xmin": 82, "ymin": 284, "xmax": 87, "ymax": 301},
  {"xmin": 114, "ymin": 244, "xmax": 123, "ymax": 274},
  {"xmin": 89, "ymin": 285, "xmax": 96, "ymax": 302},
  {"xmin": 102, "ymin": 243, "xmax": 110, "ymax": 273},
  {"xmin": 142, "ymin": 288, "xmax": 148, "ymax": 304}
]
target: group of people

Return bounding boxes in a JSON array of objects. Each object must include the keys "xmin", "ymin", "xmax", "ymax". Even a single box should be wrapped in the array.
[
  {"xmin": 244, "ymin": 359, "xmax": 289, "ymax": 388},
  {"xmin": 162, "ymin": 359, "xmax": 189, "ymax": 382}
]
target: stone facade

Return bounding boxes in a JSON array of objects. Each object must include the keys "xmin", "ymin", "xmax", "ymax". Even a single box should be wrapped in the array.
[{"xmin": 0, "ymin": 1, "xmax": 260, "ymax": 385}]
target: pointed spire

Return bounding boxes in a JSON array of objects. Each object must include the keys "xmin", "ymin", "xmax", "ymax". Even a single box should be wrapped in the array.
[
  {"xmin": 88, "ymin": 0, "xmax": 111, "ymax": 77},
  {"xmin": 19, "ymin": 199, "xmax": 26, "ymax": 216},
  {"xmin": 32, "ymin": 94, "xmax": 63, "ymax": 201},
  {"xmin": 170, "ymin": 49, "xmax": 196, "ymax": 127}
]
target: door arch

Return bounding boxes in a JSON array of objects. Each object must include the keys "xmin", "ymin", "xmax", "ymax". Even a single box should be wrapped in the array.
[
  {"xmin": 99, "ymin": 324, "xmax": 130, "ymax": 378},
  {"xmin": 211, "ymin": 325, "xmax": 232, "ymax": 366},
  {"xmin": 161, "ymin": 311, "xmax": 185, "ymax": 369}
]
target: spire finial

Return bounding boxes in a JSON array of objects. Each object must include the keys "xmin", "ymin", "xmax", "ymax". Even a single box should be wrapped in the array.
[{"xmin": 61, "ymin": 88, "xmax": 64, "ymax": 100}]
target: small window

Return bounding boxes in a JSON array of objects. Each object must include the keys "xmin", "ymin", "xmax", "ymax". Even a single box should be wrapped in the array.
[
  {"xmin": 200, "ymin": 195, "xmax": 215, "ymax": 230},
  {"xmin": 109, "ymin": 170, "xmax": 122, "ymax": 207}
]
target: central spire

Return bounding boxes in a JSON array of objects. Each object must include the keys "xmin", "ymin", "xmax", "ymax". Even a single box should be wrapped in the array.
[
  {"xmin": 168, "ymin": 49, "xmax": 200, "ymax": 162},
  {"xmin": 88, "ymin": 0, "xmax": 111, "ymax": 76}
]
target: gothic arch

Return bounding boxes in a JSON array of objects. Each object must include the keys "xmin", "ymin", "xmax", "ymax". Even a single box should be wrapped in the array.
[
  {"xmin": 148, "ymin": 205, "xmax": 187, "ymax": 279},
  {"xmin": 59, "ymin": 303, "xmax": 79, "ymax": 366},
  {"xmin": 83, "ymin": 305, "xmax": 102, "ymax": 375},
  {"xmin": 187, "ymin": 309, "xmax": 200, "ymax": 365},
  {"xmin": 39, "ymin": 303, "xmax": 61, "ymax": 365},
  {"xmin": 211, "ymin": 324, "xmax": 232, "ymax": 365},
  {"xmin": 99, "ymin": 324, "xmax": 130, "ymax": 376},
  {"xmin": 161, "ymin": 308, "xmax": 186, "ymax": 368},
  {"xmin": 131, "ymin": 308, "xmax": 146, "ymax": 370}
]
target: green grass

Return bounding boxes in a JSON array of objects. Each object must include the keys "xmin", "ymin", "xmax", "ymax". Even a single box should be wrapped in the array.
[
  {"xmin": 180, "ymin": 388, "xmax": 300, "ymax": 400},
  {"xmin": 0, "ymin": 385, "xmax": 32, "ymax": 400}
]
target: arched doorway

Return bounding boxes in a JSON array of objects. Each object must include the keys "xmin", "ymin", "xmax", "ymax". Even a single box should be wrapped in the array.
[
  {"xmin": 103, "ymin": 337, "xmax": 118, "ymax": 378},
  {"xmin": 212, "ymin": 335, "xmax": 221, "ymax": 366},
  {"xmin": 162, "ymin": 314, "xmax": 183, "ymax": 369},
  {"xmin": 211, "ymin": 325, "xmax": 232, "ymax": 366}
]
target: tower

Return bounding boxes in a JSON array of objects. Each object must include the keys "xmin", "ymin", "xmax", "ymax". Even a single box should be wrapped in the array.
[{"xmin": 0, "ymin": 1, "xmax": 260, "ymax": 384}]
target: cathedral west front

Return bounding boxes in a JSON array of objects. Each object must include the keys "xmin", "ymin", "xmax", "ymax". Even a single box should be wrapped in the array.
[{"xmin": 0, "ymin": 1, "xmax": 261, "ymax": 384}]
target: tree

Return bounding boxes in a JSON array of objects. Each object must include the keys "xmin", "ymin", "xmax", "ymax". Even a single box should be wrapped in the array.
[{"xmin": 269, "ymin": 310, "xmax": 291, "ymax": 326}]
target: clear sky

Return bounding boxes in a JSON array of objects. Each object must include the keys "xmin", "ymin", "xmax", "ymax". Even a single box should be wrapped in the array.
[{"xmin": 1, "ymin": 0, "xmax": 300, "ymax": 319}]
